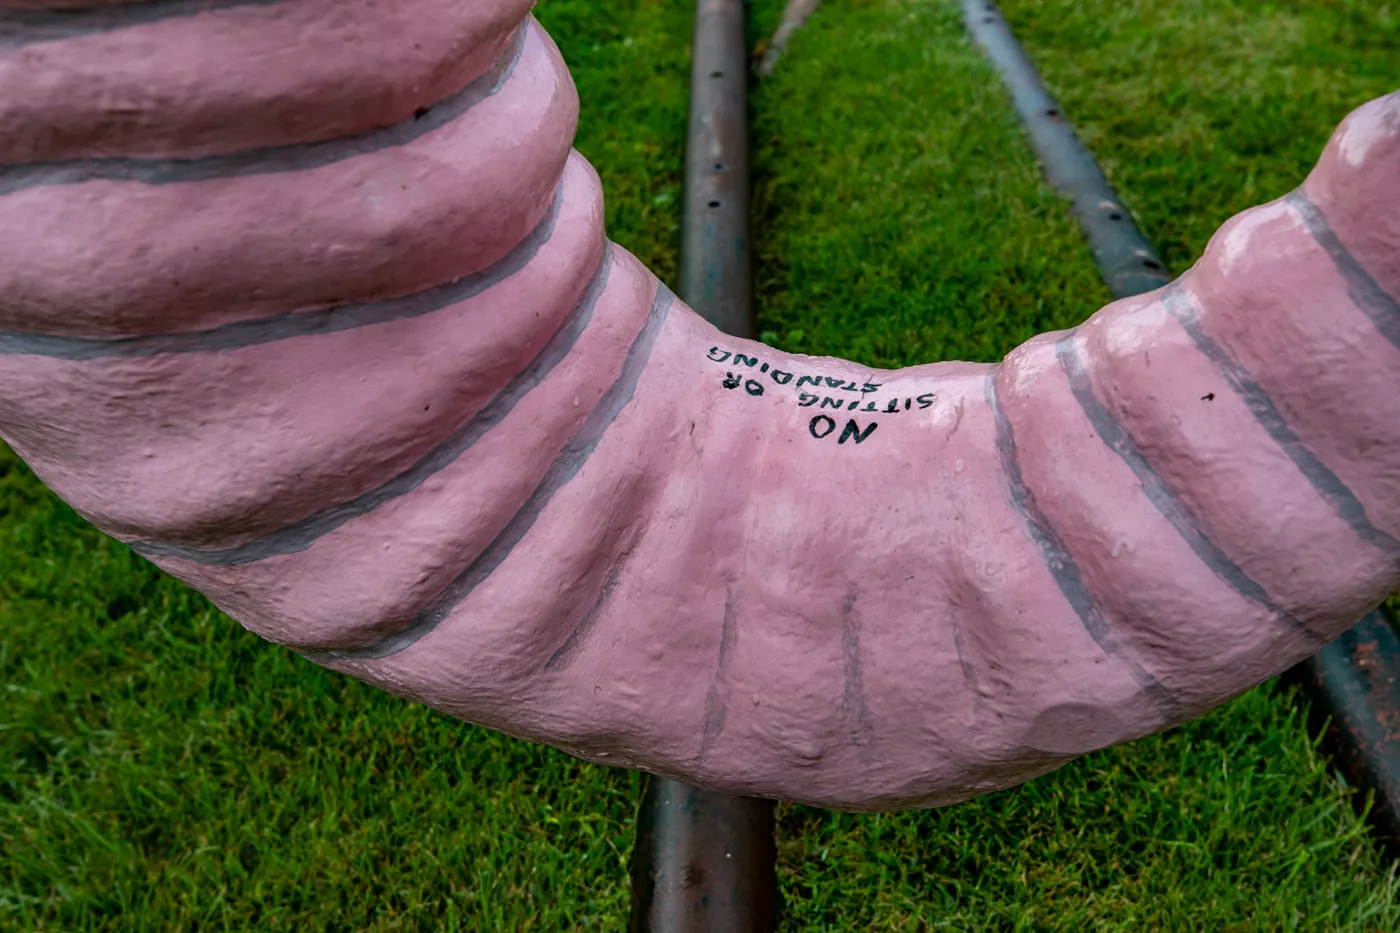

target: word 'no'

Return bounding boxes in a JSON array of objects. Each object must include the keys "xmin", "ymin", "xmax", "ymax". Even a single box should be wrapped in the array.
[{"xmin": 809, "ymin": 416, "xmax": 878, "ymax": 445}]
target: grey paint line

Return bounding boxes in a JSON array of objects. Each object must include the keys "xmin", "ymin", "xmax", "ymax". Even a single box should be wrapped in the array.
[
  {"xmin": 840, "ymin": 591, "xmax": 873, "ymax": 746},
  {"xmin": 133, "ymin": 244, "xmax": 616, "ymax": 566},
  {"xmin": 697, "ymin": 586, "xmax": 739, "ymax": 763},
  {"xmin": 1, "ymin": 0, "xmax": 286, "ymax": 51},
  {"xmin": 544, "ymin": 516, "xmax": 646, "ymax": 671},
  {"xmin": 302, "ymin": 282, "xmax": 676, "ymax": 663},
  {"xmin": 0, "ymin": 179, "xmax": 563, "ymax": 360},
  {"xmin": 0, "ymin": 22, "xmax": 527, "ymax": 195},
  {"xmin": 985, "ymin": 372, "xmax": 1181, "ymax": 719},
  {"xmin": 1055, "ymin": 332, "xmax": 1322, "ymax": 640},
  {"xmin": 1161, "ymin": 284, "xmax": 1400, "ymax": 564},
  {"xmin": 1286, "ymin": 189, "xmax": 1400, "ymax": 353},
  {"xmin": 947, "ymin": 609, "xmax": 990, "ymax": 730}
]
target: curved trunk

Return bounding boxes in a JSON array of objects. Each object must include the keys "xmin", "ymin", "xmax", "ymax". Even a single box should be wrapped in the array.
[{"xmin": 0, "ymin": 0, "xmax": 1397, "ymax": 810}]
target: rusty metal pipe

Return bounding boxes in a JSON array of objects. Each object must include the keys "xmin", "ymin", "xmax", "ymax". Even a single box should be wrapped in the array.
[
  {"xmin": 1288, "ymin": 612, "xmax": 1400, "ymax": 855},
  {"xmin": 678, "ymin": 0, "xmax": 755, "ymax": 338},
  {"xmin": 628, "ymin": 779, "xmax": 779, "ymax": 932}
]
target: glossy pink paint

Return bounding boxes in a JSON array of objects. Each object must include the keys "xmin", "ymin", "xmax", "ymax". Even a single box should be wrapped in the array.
[{"xmin": 0, "ymin": 1, "xmax": 1397, "ymax": 810}]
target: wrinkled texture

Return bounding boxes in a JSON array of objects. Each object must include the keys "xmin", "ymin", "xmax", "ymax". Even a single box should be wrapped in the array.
[{"xmin": 0, "ymin": 0, "xmax": 1397, "ymax": 810}]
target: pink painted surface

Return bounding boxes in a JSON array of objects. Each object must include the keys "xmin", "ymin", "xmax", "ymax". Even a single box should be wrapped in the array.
[
  {"xmin": 0, "ymin": 1, "xmax": 1398, "ymax": 810},
  {"xmin": 0, "ymin": 0, "xmax": 534, "ymax": 163}
]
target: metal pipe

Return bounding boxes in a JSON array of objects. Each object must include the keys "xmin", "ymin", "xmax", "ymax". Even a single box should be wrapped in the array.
[
  {"xmin": 1288, "ymin": 611, "xmax": 1400, "ymax": 855},
  {"xmin": 678, "ymin": 0, "xmax": 755, "ymax": 338},
  {"xmin": 962, "ymin": 0, "xmax": 1400, "ymax": 858},
  {"xmin": 757, "ymin": 0, "xmax": 822, "ymax": 77},
  {"xmin": 961, "ymin": 0, "xmax": 1170, "ymax": 300},
  {"xmin": 628, "ymin": 1, "xmax": 779, "ymax": 929},
  {"xmin": 628, "ymin": 780, "xmax": 779, "ymax": 932}
]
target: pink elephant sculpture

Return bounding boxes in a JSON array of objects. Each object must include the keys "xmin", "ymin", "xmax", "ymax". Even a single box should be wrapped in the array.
[{"xmin": 1, "ymin": 0, "xmax": 1398, "ymax": 811}]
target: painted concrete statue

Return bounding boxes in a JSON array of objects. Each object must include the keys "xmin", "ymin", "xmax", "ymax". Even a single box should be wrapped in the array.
[{"xmin": 1, "ymin": 1, "xmax": 1398, "ymax": 812}]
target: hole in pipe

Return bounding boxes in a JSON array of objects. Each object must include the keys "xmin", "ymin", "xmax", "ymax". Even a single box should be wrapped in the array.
[
  {"xmin": 708, "ymin": 201, "xmax": 722, "ymax": 208},
  {"xmin": 711, "ymin": 71, "xmax": 723, "ymax": 78}
]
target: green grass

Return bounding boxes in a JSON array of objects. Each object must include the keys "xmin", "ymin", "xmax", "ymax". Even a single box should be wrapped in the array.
[
  {"xmin": 2, "ymin": 0, "xmax": 1398, "ymax": 930},
  {"xmin": 994, "ymin": 0, "xmax": 1400, "ymax": 276},
  {"xmin": 748, "ymin": 0, "xmax": 1113, "ymax": 368}
]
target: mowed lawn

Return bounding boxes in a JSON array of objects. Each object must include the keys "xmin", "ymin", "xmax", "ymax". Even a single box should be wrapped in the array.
[{"xmin": 2, "ymin": 0, "xmax": 1398, "ymax": 930}]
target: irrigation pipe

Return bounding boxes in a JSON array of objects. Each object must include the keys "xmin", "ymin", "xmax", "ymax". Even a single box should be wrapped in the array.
[{"xmin": 757, "ymin": 0, "xmax": 822, "ymax": 77}]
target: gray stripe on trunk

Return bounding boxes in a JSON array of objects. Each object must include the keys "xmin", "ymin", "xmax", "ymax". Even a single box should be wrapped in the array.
[
  {"xmin": 1056, "ymin": 332, "xmax": 1321, "ymax": 639},
  {"xmin": 544, "ymin": 513, "xmax": 646, "ymax": 671},
  {"xmin": 986, "ymin": 371, "xmax": 1180, "ymax": 719},
  {"xmin": 133, "ymin": 243, "xmax": 616, "ymax": 565},
  {"xmin": 696, "ymin": 587, "xmax": 738, "ymax": 763},
  {"xmin": 1286, "ymin": 189, "xmax": 1400, "ymax": 352},
  {"xmin": 0, "ymin": 178, "xmax": 562, "ymax": 359},
  {"xmin": 302, "ymin": 282, "xmax": 676, "ymax": 662},
  {"xmin": 0, "ymin": 22, "xmax": 527, "ymax": 195},
  {"xmin": 1162, "ymin": 284, "xmax": 1400, "ymax": 563},
  {"xmin": 1, "ymin": 0, "xmax": 286, "ymax": 50}
]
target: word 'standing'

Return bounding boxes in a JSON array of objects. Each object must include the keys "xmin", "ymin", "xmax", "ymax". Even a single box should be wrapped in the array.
[{"xmin": 707, "ymin": 347, "xmax": 881, "ymax": 394}]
